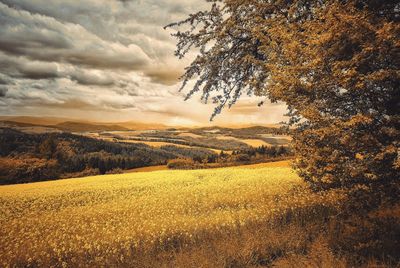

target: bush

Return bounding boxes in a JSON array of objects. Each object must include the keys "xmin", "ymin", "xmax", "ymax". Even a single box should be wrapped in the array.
[
  {"xmin": 106, "ymin": 168, "xmax": 124, "ymax": 175},
  {"xmin": 167, "ymin": 158, "xmax": 196, "ymax": 169},
  {"xmin": 233, "ymin": 154, "xmax": 251, "ymax": 162}
]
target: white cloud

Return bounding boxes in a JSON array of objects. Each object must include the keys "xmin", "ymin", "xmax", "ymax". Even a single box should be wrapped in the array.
[{"xmin": 0, "ymin": 0, "xmax": 287, "ymax": 125}]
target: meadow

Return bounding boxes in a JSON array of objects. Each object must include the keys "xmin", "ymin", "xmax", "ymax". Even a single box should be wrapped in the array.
[{"xmin": 0, "ymin": 161, "xmax": 352, "ymax": 267}]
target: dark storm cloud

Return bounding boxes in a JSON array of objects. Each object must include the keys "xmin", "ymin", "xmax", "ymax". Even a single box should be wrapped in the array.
[{"xmin": 0, "ymin": 85, "xmax": 8, "ymax": 97}]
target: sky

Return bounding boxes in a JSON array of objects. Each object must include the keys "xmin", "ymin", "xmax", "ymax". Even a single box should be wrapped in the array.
[{"xmin": 0, "ymin": 0, "xmax": 287, "ymax": 126}]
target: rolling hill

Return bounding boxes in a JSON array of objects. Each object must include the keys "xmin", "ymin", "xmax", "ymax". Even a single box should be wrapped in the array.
[
  {"xmin": 54, "ymin": 121, "xmax": 129, "ymax": 132},
  {"xmin": 0, "ymin": 116, "xmax": 169, "ymax": 131},
  {"xmin": 0, "ymin": 162, "xmax": 345, "ymax": 267}
]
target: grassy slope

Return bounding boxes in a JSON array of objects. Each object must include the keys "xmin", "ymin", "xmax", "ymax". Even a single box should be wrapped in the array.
[
  {"xmin": 124, "ymin": 160, "xmax": 292, "ymax": 174},
  {"xmin": 0, "ymin": 163, "xmax": 348, "ymax": 267}
]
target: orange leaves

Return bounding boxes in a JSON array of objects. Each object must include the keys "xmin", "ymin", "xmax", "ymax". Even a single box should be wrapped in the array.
[
  {"xmin": 376, "ymin": 21, "xmax": 400, "ymax": 45},
  {"xmin": 169, "ymin": 0, "xmax": 399, "ymax": 196},
  {"xmin": 355, "ymin": 153, "xmax": 364, "ymax": 160},
  {"xmin": 346, "ymin": 114, "xmax": 373, "ymax": 127}
]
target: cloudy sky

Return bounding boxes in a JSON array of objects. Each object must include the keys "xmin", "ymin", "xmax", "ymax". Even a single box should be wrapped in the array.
[{"xmin": 0, "ymin": 0, "xmax": 287, "ymax": 126}]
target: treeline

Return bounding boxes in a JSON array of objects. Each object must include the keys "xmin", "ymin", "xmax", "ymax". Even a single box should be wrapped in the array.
[
  {"xmin": 0, "ymin": 127, "xmax": 293, "ymax": 184},
  {"xmin": 129, "ymin": 126, "xmax": 290, "ymax": 150},
  {"xmin": 0, "ymin": 128, "xmax": 216, "ymax": 184},
  {"xmin": 113, "ymin": 135, "xmax": 251, "ymax": 151},
  {"xmin": 191, "ymin": 126, "xmax": 289, "ymax": 136},
  {"xmin": 167, "ymin": 145, "xmax": 293, "ymax": 169}
]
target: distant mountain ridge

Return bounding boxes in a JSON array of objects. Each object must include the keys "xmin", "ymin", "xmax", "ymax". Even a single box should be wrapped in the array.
[
  {"xmin": 0, "ymin": 119, "xmax": 129, "ymax": 132},
  {"xmin": 0, "ymin": 116, "xmax": 168, "ymax": 131},
  {"xmin": 0, "ymin": 116, "xmax": 282, "ymax": 132},
  {"xmin": 55, "ymin": 121, "xmax": 129, "ymax": 132}
]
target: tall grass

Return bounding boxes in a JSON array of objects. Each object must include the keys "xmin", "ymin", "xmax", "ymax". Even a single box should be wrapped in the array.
[{"xmin": 0, "ymin": 163, "xmax": 398, "ymax": 267}]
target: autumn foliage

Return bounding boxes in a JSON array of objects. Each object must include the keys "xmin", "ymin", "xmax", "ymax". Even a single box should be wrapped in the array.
[{"xmin": 167, "ymin": 0, "xmax": 399, "ymax": 204}]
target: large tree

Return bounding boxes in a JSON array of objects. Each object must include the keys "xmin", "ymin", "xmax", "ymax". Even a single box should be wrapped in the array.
[{"xmin": 167, "ymin": 0, "xmax": 399, "ymax": 200}]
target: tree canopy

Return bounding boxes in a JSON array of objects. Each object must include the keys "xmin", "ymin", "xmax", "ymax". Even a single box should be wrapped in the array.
[{"xmin": 167, "ymin": 0, "xmax": 399, "ymax": 198}]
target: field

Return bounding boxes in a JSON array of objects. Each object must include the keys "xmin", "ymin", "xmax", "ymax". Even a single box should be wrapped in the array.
[
  {"xmin": 0, "ymin": 161, "xmax": 347, "ymax": 267},
  {"xmin": 1, "ymin": 118, "xmax": 292, "ymax": 158},
  {"xmin": 217, "ymin": 136, "xmax": 273, "ymax": 147},
  {"xmin": 118, "ymin": 139, "xmax": 227, "ymax": 154},
  {"xmin": 242, "ymin": 139, "xmax": 271, "ymax": 147},
  {"xmin": 89, "ymin": 126, "xmax": 291, "ymax": 152}
]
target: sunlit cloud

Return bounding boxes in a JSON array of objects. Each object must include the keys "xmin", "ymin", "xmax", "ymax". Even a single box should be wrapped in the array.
[{"xmin": 0, "ymin": 0, "xmax": 287, "ymax": 125}]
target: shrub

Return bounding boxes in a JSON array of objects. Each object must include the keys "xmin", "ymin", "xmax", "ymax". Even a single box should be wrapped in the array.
[{"xmin": 167, "ymin": 158, "xmax": 196, "ymax": 169}]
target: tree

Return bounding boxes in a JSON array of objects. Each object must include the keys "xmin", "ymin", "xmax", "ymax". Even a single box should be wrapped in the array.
[
  {"xmin": 38, "ymin": 136, "xmax": 56, "ymax": 159},
  {"xmin": 98, "ymin": 159, "xmax": 106, "ymax": 175},
  {"xmin": 167, "ymin": 0, "xmax": 399, "ymax": 201}
]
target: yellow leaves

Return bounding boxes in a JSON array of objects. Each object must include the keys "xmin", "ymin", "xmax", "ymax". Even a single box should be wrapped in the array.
[
  {"xmin": 376, "ymin": 22, "xmax": 400, "ymax": 43},
  {"xmin": 301, "ymin": 106, "xmax": 322, "ymax": 120},
  {"xmin": 355, "ymin": 153, "xmax": 364, "ymax": 160},
  {"xmin": 321, "ymin": 174, "xmax": 334, "ymax": 184},
  {"xmin": 346, "ymin": 114, "xmax": 373, "ymax": 127}
]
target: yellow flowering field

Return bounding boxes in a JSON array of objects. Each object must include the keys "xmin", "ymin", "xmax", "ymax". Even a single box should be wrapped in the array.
[{"xmin": 0, "ymin": 162, "xmax": 343, "ymax": 267}]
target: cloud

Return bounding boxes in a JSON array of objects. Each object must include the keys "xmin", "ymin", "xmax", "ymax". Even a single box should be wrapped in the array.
[
  {"xmin": 0, "ymin": 52, "xmax": 59, "ymax": 80},
  {"xmin": 17, "ymin": 62, "xmax": 59, "ymax": 80},
  {"xmin": 0, "ymin": 85, "xmax": 8, "ymax": 97},
  {"xmin": 144, "ymin": 67, "xmax": 183, "ymax": 86},
  {"xmin": 0, "ymin": 2, "xmax": 150, "ymax": 70},
  {"xmin": 0, "ymin": 73, "xmax": 14, "ymax": 85},
  {"xmin": 0, "ymin": 0, "xmax": 287, "ymax": 125},
  {"xmin": 69, "ymin": 69, "xmax": 115, "ymax": 86}
]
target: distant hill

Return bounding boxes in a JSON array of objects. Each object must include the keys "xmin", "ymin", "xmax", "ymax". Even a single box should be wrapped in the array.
[
  {"xmin": 55, "ymin": 121, "xmax": 129, "ymax": 132},
  {"xmin": 0, "ymin": 127, "xmax": 216, "ymax": 184},
  {"xmin": 0, "ymin": 116, "xmax": 69, "ymax": 126},
  {"xmin": 214, "ymin": 123, "xmax": 283, "ymax": 129},
  {"xmin": 0, "ymin": 119, "xmax": 129, "ymax": 133},
  {"xmin": 192, "ymin": 125, "xmax": 289, "ymax": 136},
  {"xmin": 0, "ymin": 116, "xmax": 283, "ymax": 132},
  {"xmin": 0, "ymin": 120, "xmax": 38, "ymax": 128},
  {"xmin": 109, "ymin": 121, "xmax": 168, "ymax": 130},
  {"xmin": 0, "ymin": 116, "xmax": 168, "ymax": 131}
]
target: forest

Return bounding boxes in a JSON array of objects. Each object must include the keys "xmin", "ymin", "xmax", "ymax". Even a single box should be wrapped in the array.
[{"xmin": 0, "ymin": 127, "xmax": 291, "ymax": 184}]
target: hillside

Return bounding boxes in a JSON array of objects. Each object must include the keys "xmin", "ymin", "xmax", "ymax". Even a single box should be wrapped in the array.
[
  {"xmin": 0, "ymin": 128, "xmax": 217, "ymax": 184},
  {"xmin": 0, "ymin": 127, "xmax": 292, "ymax": 184},
  {"xmin": 115, "ymin": 121, "xmax": 168, "ymax": 130},
  {"xmin": 0, "ymin": 116, "xmax": 69, "ymax": 125},
  {"xmin": 1, "ymin": 161, "xmax": 398, "ymax": 267},
  {"xmin": 0, "ymin": 116, "xmax": 168, "ymax": 131},
  {"xmin": 0, "ymin": 116, "xmax": 283, "ymax": 131},
  {"xmin": 0, "ymin": 163, "xmax": 345, "ymax": 267},
  {"xmin": 55, "ymin": 121, "xmax": 129, "ymax": 132}
]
